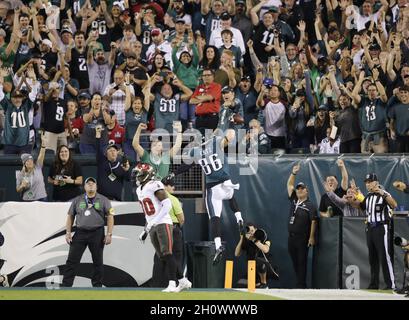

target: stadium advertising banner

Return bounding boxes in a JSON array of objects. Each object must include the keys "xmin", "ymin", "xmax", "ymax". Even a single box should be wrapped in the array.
[{"xmin": 0, "ymin": 202, "xmax": 155, "ymax": 287}]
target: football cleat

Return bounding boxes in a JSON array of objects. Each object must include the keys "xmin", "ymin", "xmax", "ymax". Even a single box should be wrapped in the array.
[
  {"xmin": 175, "ymin": 278, "xmax": 192, "ymax": 292},
  {"xmin": 162, "ymin": 282, "xmax": 178, "ymax": 293}
]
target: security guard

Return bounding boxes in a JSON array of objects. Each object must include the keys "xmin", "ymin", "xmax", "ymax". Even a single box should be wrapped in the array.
[
  {"xmin": 151, "ymin": 176, "xmax": 191, "ymax": 291},
  {"xmin": 62, "ymin": 177, "xmax": 115, "ymax": 287},
  {"xmin": 286, "ymin": 164, "xmax": 318, "ymax": 288},
  {"xmin": 361, "ymin": 173, "xmax": 397, "ymax": 290}
]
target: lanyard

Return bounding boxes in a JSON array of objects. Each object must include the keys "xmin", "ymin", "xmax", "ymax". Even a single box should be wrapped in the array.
[
  {"xmin": 294, "ymin": 200, "xmax": 305, "ymax": 216},
  {"xmin": 108, "ymin": 161, "xmax": 120, "ymax": 174},
  {"xmin": 85, "ymin": 194, "xmax": 95, "ymax": 208}
]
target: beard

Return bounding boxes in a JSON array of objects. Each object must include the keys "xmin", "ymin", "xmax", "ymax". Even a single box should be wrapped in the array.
[{"xmin": 96, "ymin": 57, "xmax": 105, "ymax": 64}]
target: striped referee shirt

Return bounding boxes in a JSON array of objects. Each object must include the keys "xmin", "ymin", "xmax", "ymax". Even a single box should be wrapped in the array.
[{"xmin": 360, "ymin": 192, "xmax": 391, "ymax": 224}]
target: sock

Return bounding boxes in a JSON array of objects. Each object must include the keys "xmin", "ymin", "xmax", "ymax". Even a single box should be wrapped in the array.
[
  {"xmin": 214, "ymin": 237, "xmax": 222, "ymax": 250},
  {"xmin": 235, "ymin": 211, "xmax": 243, "ymax": 223},
  {"xmin": 169, "ymin": 280, "xmax": 176, "ymax": 287},
  {"xmin": 163, "ymin": 254, "xmax": 177, "ymax": 282},
  {"xmin": 210, "ymin": 216, "xmax": 221, "ymax": 238}
]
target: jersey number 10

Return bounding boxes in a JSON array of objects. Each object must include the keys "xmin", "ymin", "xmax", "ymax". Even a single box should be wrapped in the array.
[{"xmin": 140, "ymin": 198, "xmax": 156, "ymax": 216}]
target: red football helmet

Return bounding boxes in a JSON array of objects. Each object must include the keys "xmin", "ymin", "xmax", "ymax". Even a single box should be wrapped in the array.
[{"xmin": 132, "ymin": 163, "xmax": 155, "ymax": 185}]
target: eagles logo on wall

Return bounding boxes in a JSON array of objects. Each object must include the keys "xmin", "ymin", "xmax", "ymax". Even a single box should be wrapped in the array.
[{"xmin": 0, "ymin": 202, "xmax": 155, "ymax": 287}]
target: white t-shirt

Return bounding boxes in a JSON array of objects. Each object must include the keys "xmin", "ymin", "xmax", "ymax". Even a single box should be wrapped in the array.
[
  {"xmin": 209, "ymin": 26, "xmax": 246, "ymax": 56},
  {"xmin": 136, "ymin": 180, "xmax": 173, "ymax": 226},
  {"xmin": 146, "ymin": 41, "xmax": 173, "ymax": 70},
  {"xmin": 263, "ymin": 100, "xmax": 286, "ymax": 137},
  {"xmin": 319, "ymin": 137, "xmax": 340, "ymax": 154}
]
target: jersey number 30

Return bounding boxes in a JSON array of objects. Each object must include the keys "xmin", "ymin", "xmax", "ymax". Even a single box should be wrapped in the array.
[
  {"xmin": 140, "ymin": 198, "xmax": 155, "ymax": 216},
  {"xmin": 198, "ymin": 154, "xmax": 222, "ymax": 175}
]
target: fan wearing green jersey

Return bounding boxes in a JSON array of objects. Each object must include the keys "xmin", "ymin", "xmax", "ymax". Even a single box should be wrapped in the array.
[{"xmin": 0, "ymin": 79, "xmax": 38, "ymax": 155}]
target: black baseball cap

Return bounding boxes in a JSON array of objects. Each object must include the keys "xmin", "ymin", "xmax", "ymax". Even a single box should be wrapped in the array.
[
  {"xmin": 241, "ymin": 75, "xmax": 251, "ymax": 82},
  {"xmin": 161, "ymin": 176, "xmax": 175, "ymax": 186},
  {"xmin": 318, "ymin": 104, "xmax": 328, "ymax": 111},
  {"xmin": 84, "ymin": 177, "xmax": 97, "ymax": 184},
  {"xmin": 78, "ymin": 90, "xmax": 91, "ymax": 100},
  {"xmin": 364, "ymin": 173, "xmax": 378, "ymax": 182},
  {"xmin": 295, "ymin": 182, "xmax": 307, "ymax": 189},
  {"xmin": 175, "ymin": 18, "xmax": 185, "ymax": 24},
  {"xmin": 220, "ymin": 12, "xmax": 231, "ymax": 20},
  {"xmin": 267, "ymin": 6, "xmax": 279, "ymax": 13},
  {"xmin": 369, "ymin": 43, "xmax": 381, "ymax": 51},
  {"xmin": 222, "ymin": 86, "xmax": 234, "ymax": 93},
  {"xmin": 106, "ymin": 144, "xmax": 120, "ymax": 151}
]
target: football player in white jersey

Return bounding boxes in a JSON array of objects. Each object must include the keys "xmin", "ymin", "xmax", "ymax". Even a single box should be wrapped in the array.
[{"xmin": 135, "ymin": 163, "xmax": 191, "ymax": 292}]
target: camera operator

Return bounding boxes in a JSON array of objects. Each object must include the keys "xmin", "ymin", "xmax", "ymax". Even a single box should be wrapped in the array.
[
  {"xmin": 95, "ymin": 125, "xmax": 131, "ymax": 201},
  {"xmin": 392, "ymin": 180, "xmax": 409, "ymax": 295},
  {"xmin": 235, "ymin": 222, "xmax": 277, "ymax": 289},
  {"xmin": 394, "ymin": 236, "xmax": 409, "ymax": 296}
]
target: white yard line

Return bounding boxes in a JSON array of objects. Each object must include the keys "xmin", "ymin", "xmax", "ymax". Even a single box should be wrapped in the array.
[{"xmin": 237, "ymin": 289, "xmax": 408, "ymax": 300}]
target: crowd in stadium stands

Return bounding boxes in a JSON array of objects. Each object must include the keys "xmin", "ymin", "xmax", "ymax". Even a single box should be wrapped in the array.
[{"xmin": 1, "ymin": 0, "xmax": 409, "ymax": 161}]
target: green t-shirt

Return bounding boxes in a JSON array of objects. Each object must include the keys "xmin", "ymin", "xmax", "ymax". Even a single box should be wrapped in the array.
[
  {"xmin": 141, "ymin": 150, "xmax": 171, "ymax": 179},
  {"xmin": 387, "ymin": 102, "xmax": 409, "ymax": 136},
  {"xmin": 0, "ymin": 44, "xmax": 15, "ymax": 68}
]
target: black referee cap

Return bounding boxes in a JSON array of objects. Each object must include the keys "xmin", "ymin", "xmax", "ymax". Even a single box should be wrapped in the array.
[
  {"xmin": 295, "ymin": 182, "xmax": 307, "ymax": 189},
  {"xmin": 364, "ymin": 173, "xmax": 378, "ymax": 182}
]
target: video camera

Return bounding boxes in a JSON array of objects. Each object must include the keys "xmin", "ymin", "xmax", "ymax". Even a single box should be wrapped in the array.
[{"xmin": 394, "ymin": 236, "xmax": 409, "ymax": 248}]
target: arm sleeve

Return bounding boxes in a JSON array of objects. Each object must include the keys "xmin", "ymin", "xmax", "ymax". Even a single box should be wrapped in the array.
[
  {"xmin": 104, "ymin": 197, "xmax": 115, "ymax": 216},
  {"xmin": 310, "ymin": 205, "xmax": 318, "ymax": 221},
  {"xmin": 73, "ymin": 161, "xmax": 83, "ymax": 178},
  {"xmin": 96, "ymin": 137, "xmax": 103, "ymax": 161},
  {"xmin": 327, "ymin": 191, "xmax": 347, "ymax": 210},
  {"xmin": 170, "ymin": 196, "xmax": 183, "ymax": 216},
  {"xmin": 68, "ymin": 198, "xmax": 77, "ymax": 216}
]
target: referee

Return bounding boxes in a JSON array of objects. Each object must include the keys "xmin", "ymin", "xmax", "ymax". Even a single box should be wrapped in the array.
[
  {"xmin": 62, "ymin": 177, "xmax": 115, "ymax": 287},
  {"xmin": 361, "ymin": 173, "xmax": 397, "ymax": 290}
]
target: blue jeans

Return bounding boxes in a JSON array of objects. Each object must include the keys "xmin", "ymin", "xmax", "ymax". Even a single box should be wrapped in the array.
[{"xmin": 180, "ymin": 101, "xmax": 196, "ymax": 123}]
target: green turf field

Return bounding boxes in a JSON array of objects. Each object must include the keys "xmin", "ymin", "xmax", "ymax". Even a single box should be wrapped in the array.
[{"xmin": 0, "ymin": 289, "xmax": 280, "ymax": 300}]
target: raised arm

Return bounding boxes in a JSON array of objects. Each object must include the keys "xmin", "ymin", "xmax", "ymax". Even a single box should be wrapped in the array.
[
  {"xmin": 250, "ymin": 0, "xmax": 268, "ymax": 26},
  {"xmin": 201, "ymin": 0, "xmax": 211, "ymax": 16},
  {"xmin": 372, "ymin": 68, "xmax": 387, "ymax": 103},
  {"xmin": 256, "ymin": 85, "xmax": 268, "ymax": 109},
  {"xmin": 287, "ymin": 164, "xmax": 300, "ymax": 197},
  {"xmin": 170, "ymin": 122, "xmax": 183, "ymax": 158},
  {"xmin": 36, "ymin": 133, "xmax": 47, "ymax": 168},
  {"xmin": 132, "ymin": 123, "xmax": 147, "ymax": 157},
  {"xmin": 351, "ymin": 71, "xmax": 365, "ymax": 105},
  {"xmin": 337, "ymin": 159, "xmax": 348, "ymax": 191}
]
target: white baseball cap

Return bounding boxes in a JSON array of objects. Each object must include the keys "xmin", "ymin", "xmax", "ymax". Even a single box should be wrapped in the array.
[{"xmin": 41, "ymin": 39, "xmax": 53, "ymax": 48}]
